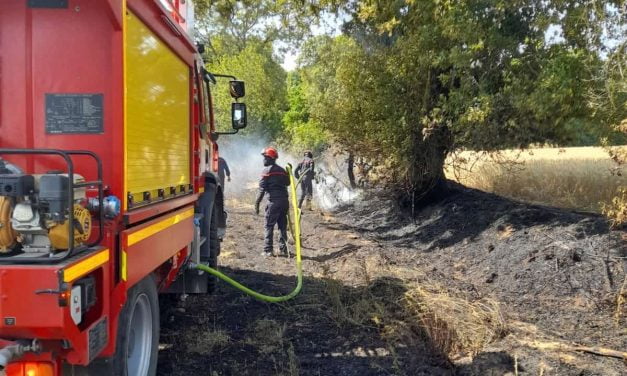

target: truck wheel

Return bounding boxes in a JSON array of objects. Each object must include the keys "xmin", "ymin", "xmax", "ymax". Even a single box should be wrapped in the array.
[
  {"xmin": 207, "ymin": 205, "xmax": 220, "ymax": 292},
  {"xmin": 88, "ymin": 274, "xmax": 159, "ymax": 376}
]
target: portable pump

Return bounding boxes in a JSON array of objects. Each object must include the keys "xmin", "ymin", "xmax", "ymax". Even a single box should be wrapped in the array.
[{"xmin": 0, "ymin": 171, "xmax": 91, "ymax": 254}]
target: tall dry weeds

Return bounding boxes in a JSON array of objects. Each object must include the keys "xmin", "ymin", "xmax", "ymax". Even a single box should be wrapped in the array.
[
  {"xmin": 403, "ymin": 287, "xmax": 508, "ymax": 357},
  {"xmin": 319, "ymin": 277, "xmax": 507, "ymax": 359},
  {"xmin": 446, "ymin": 147, "xmax": 627, "ymax": 213}
]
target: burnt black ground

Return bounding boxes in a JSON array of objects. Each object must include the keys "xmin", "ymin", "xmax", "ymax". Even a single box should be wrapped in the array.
[
  {"xmin": 157, "ymin": 269, "xmax": 454, "ymax": 376},
  {"xmin": 158, "ymin": 183, "xmax": 626, "ymax": 376}
]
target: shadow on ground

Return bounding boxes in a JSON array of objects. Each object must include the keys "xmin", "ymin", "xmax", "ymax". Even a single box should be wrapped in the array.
[
  {"xmin": 325, "ymin": 183, "xmax": 610, "ymax": 252},
  {"xmin": 157, "ymin": 267, "xmax": 513, "ymax": 376}
]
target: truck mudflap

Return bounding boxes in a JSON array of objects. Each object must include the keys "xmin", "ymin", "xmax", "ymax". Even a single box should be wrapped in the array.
[{"xmin": 0, "ymin": 247, "xmax": 111, "ymax": 366}]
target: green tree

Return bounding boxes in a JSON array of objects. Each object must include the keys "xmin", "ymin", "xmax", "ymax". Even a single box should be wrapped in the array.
[
  {"xmin": 193, "ymin": 0, "xmax": 339, "ymax": 57},
  {"xmin": 194, "ymin": 0, "xmax": 625, "ymax": 204},
  {"xmin": 192, "ymin": 0, "xmax": 347, "ymax": 140},
  {"xmin": 591, "ymin": 40, "xmax": 627, "ymax": 164},
  {"xmin": 282, "ymin": 72, "xmax": 328, "ymax": 151},
  {"xmin": 209, "ymin": 40, "xmax": 287, "ymax": 137},
  {"xmin": 295, "ymin": 0, "xmax": 624, "ymax": 204}
]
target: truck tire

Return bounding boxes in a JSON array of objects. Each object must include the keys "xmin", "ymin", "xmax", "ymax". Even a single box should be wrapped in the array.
[
  {"xmin": 207, "ymin": 205, "xmax": 220, "ymax": 293},
  {"xmin": 88, "ymin": 274, "xmax": 159, "ymax": 376}
]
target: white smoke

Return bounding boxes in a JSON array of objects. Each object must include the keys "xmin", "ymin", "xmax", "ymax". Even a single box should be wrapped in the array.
[
  {"xmin": 314, "ymin": 173, "xmax": 360, "ymax": 210},
  {"xmin": 218, "ymin": 136, "xmax": 298, "ymax": 203},
  {"xmin": 313, "ymin": 153, "xmax": 361, "ymax": 210},
  {"xmin": 218, "ymin": 136, "xmax": 359, "ymax": 210}
]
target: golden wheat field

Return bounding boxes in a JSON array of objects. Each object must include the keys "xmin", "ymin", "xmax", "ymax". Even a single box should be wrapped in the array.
[{"xmin": 445, "ymin": 146, "xmax": 627, "ymax": 213}]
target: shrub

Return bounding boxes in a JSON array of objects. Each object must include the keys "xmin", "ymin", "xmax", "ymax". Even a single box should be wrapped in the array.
[{"xmin": 603, "ymin": 187, "xmax": 627, "ymax": 229}]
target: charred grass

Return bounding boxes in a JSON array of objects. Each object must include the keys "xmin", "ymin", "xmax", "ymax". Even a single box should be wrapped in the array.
[
  {"xmin": 158, "ymin": 265, "xmax": 511, "ymax": 376},
  {"xmin": 159, "ymin": 189, "xmax": 626, "ymax": 375}
]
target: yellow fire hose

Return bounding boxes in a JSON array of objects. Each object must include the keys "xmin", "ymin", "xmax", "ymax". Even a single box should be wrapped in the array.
[
  {"xmin": 287, "ymin": 166, "xmax": 312, "ymax": 243},
  {"xmin": 194, "ymin": 164, "xmax": 303, "ymax": 303}
]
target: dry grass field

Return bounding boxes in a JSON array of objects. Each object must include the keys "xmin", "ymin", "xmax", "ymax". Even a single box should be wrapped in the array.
[{"xmin": 446, "ymin": 146, "xmax": 627, "ymax": 213}]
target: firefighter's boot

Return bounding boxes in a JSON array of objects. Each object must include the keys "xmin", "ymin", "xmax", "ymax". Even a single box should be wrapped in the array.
[
  {"xmin": 279, "ymin": 243, "xmax": 289, "ymax": 257},
  {"xmin": 278, "ymin": 221, "xmax": 290, "ymax": 257}
]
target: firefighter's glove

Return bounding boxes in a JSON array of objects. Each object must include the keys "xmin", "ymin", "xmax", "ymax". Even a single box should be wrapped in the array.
[{"xmin": 254, "ymin": 191, "xmax": 264, "ymax": 216}]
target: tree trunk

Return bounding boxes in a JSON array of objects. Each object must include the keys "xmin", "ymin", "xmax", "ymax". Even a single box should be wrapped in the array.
[
  {"xmin": 347, "ymin": 152, "xmax": 357, "ymax": 189},
  {"xmin": 406, "ymin": 122, "xmax": 452, "ymax": 213}
]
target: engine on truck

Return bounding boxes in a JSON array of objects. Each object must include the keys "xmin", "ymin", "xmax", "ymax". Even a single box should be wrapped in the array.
[{"xmin": 0, "ymin": 160, "xmax": 92, "ymax": 256}]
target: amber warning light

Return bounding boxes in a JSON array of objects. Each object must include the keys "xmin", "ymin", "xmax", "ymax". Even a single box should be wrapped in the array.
[{"xmin": 6, "ymin": 362, "xmax": 54, "ymax": 376}]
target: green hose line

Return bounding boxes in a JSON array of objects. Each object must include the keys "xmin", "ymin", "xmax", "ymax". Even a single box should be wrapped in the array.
[{"xmin": 194, "ymin": 163, "xmax": 303, "ymax": 303}]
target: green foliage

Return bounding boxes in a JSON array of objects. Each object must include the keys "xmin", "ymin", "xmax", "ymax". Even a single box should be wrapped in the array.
[
  {"xmin": 288, "ymin": 0, "xmax": 625, "ymax": 196},
  {"xmin": 602, "ymin": 187, "xmax": 627, "ymax": 229},
  {"xmin": 191, "ymin": 1, "xmax": 297, "ymax": 138},
  {"xmin": 281, "ymin": 72, "xmax": 328, "ymax": 152},
  {"xmin": 193, "ymin": 0, "xmax": 347, "ymax": 148},
  {"xmin": 192, "ymin": 0, "xmax": 626, "ymax": 199},
  {"xmin": 208, "ymin": 40, "xmax": 287, "ymax": 137},
  {"xmin": 193, "ymin": 0, "xmax": 339, "ymax": 57},
  {"xmin": 298, "ymin": 36, "xmax": 399, "ymax": 153},
  {"xmin": 590, "ymin": 41, "xmax": 627, "ymax": 144}
]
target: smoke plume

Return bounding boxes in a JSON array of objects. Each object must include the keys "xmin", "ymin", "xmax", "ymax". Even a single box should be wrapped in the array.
[{"xmin": 218, "ymin": 136, "xmax": 359, "ymax": 210}]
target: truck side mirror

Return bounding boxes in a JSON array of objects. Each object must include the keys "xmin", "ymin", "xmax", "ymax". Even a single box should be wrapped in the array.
[
  {"xmin": 229, "ymin": 80, "xmax": 245, "ymax": 99},
  {"xmin": 232, "ymin": 103, "xmax": 247, "ymax": 130}
]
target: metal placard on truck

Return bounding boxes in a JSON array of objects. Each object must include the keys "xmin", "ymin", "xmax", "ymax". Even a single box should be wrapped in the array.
[
  {"xmin": 45, "ymin": 93, "xmax": 104, "ymax": 134},
  {"xmin": 28, "ymin": 0, "xmax": 68, "ymax": 8}
]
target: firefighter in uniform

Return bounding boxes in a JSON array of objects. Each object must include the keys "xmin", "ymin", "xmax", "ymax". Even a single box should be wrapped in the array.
[
  {"xmin": 255, "ymin": 147, "xmax": 290, "ymax": 257},
  {"xmin": 295, "ymin": 150, "xmax": 315, "ymax": 210},
  {"xmin": 217, "ymin": 156, "xmax": 231, "ymax": 189}
]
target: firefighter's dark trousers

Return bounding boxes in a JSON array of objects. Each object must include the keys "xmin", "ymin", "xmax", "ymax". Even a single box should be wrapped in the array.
[
  {"xmin": 264, "ymin": 199, "xmax": 289, "ymax": 253},
  {"xmin": 298, "ymin": 178, "xmax": 313, "ymax": 209}
]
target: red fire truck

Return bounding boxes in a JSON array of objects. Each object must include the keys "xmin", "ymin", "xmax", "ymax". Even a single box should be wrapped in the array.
[{"xmin": 0, "ymin": 1, "xmax": 246, "ymax": 375}]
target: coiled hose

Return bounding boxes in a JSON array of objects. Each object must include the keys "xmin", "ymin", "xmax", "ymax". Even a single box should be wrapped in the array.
[{"xmin": 194, "ymin": 164, "xmax": 303, "ymax": 303}]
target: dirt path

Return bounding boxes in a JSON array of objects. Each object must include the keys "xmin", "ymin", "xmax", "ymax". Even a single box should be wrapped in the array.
[{"xmin": 158, "ymin": 186, "xmax": 626, "ymax": 376}]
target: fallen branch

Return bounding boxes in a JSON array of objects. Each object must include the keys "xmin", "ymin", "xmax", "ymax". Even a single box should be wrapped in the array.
[
  {"xmin": 616, "ymin": 275, "xmax": 627, "ymax": 324},
  {"xmin": 522, "ymin": 340, "xmax": 627, "ymax": 360},
  {"xmin": 570, "ymin": 345, "xmax": 627, "ymax": 360}
]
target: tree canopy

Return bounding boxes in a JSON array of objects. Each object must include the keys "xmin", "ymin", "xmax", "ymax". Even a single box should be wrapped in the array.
[{"xmin": 193, "ymin": 0, "xmax": 626, "ymax": 198}]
